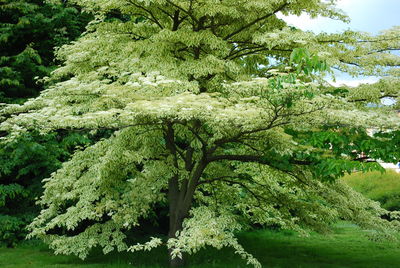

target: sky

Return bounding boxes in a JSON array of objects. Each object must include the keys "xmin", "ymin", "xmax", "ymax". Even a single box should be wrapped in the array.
[{"xmin": 277, "ymin": 0, "xmax": 400, "ymax": 87}]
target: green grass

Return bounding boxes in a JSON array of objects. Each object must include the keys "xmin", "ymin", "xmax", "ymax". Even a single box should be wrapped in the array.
[
  {"xmin": 1, "ymin": 222, "xmax": 400, "ymax": 267},
  {"xmin": 342, "ymin": 170, "xmax": 400, "ymax": 210}
]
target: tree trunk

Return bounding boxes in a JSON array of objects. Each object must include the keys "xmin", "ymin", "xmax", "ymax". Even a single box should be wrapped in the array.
[
  {"xmin": 168, "ymin": 200, "xmax": 187, "ymax": 267},
  {"xmin": 166, "ymin": 165, "xmax": 207, "ymax": 267},
  {"xmin": 164, "ymin": 124, "xmax": 207, "ymax": 267}
]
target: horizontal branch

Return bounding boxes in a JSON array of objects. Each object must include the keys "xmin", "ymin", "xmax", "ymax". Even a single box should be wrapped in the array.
[
  {"xmin": 207, "ymin": 154, "xmax": 311, "ymax": 166},
  {"xmin": 318, "ymin": 36, "xmax": 400, "ymax": 44}
]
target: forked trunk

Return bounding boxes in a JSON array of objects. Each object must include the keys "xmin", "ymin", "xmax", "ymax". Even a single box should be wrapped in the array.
[{"xmin": 164, "ymin": 124, "xmax": 207, "ymax": 267}]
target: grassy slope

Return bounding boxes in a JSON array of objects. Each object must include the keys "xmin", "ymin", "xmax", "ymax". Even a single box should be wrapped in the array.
[
  {"xmin": 1, "ymin": 222, "xmax": 400, "ymax": 268},
  {"xmin": 342, "ymin": 170, "xmax": 400, "ymax": 211}
]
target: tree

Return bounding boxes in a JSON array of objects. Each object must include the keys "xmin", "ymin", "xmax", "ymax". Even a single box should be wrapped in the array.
[
  {"xmin": 0, "ymin": 131, "xmax": 91, "ymax": 246},
  {"xmin": 0, "ymin": 0, "xmax": 91, "ymax": 246},
  {"xmin": 1, "ymin": 0, "xmax": 400, "ymax": 267},
  {"xmin": 0, "ymin": 0, "xmax": 90, "ymax": 102}
]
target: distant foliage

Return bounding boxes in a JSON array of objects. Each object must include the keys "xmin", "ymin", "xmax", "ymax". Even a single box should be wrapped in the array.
[
  {"xmin": 342, "ymin": 170, "xmax": 400, "ymax": 211},
  {"xmin": 0, "ymin": 0, "xmax": 91, "ymax": 246},
  {"xmin": 0, "ymin": 131, "xmax": 91, "ymax": 246},
  {"xmin": 0, "ymin": 0, "xmax": 91, "ymax": 102}
]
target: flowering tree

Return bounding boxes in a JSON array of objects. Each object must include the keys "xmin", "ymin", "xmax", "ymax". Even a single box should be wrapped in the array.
[{"xmin": 1, "ymin": 0, "xmax": 400, "ymax": 267}]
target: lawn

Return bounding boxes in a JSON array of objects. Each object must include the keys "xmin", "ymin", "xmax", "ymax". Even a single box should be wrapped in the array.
[
  {"xmin": 342, "ymin": 170, "xmax": 400, "ymax": 211},
  {"xmin": 1, "ymin": 222, "xmax": 400, "ymax": 268}
]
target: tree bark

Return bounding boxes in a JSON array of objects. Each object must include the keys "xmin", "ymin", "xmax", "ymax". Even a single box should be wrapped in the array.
[
  {"xmin": 168, "ymin": 215, "xmax": 186, "ymax": 267},
  {"xmin": 168, "ymin": 187, "xmax": 188, "ymax": 267}
]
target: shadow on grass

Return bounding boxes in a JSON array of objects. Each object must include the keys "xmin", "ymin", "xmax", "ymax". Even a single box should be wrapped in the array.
[{"xmin": 2, "ymin": 223, "xmax": 400, "ymax": 268}]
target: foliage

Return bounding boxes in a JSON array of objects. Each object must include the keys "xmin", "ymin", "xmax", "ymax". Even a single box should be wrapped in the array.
[
  {"xmin": 0, "ymin": 0, "xmax": 91, "ymax": 102},
  {"xmin": 343, "ymin": 170, "xmax": 400, "ymax": 211},
  {"xmin": 0, "ymin": 131, "xmax": 91, "ymax": 247},
  {"xmin": 0, "ymin": 0, "xmax": 92, "ymax": 246},
  {"xmin": 1, "ymin": 0, "xmax": 400, "ymax": 267}
]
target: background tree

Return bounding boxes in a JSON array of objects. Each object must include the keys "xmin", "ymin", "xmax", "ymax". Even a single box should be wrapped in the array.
[
  {"xmin": 0, "ymin": 0, "xmax": 90, "ymax": 103},
  {"xmin": 0, "ymin": 0, "xmax": 91, "ymax": 246},
  {"xmin": 1, "ymin": 0, "xmax": 400, "ymax": 267},
  {"xmin": 0, "ymin": 131, "xmax": 91, "ymax": 246}
]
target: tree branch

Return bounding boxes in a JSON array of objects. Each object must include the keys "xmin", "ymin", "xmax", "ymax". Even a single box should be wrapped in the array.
[
  {"xmin": 224, "ymin": 2, "xmax": 288, "ymax": 40},
  {"xmin": 127, "ymin": 0, "xmax": 164, "ymax": 29},
  {"xmin": 207, "ymin": 154, "xmax": 311, "ymax": 166}
]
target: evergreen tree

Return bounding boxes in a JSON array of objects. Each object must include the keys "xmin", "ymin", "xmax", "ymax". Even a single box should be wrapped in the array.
[
  {"xmin": 0, "ymin": 0, "xmax": 91, "ymax": 246},
  {"xmin": 1, "ymin": 0, "xmax": 400, "ymax": 266},
  {"xmin": 0, "ymin": 0, "xmax": 90, "ymax": 102},
  {"xmin": 0, "ymin": 131, "xmax": 91, "ymax": 246}
]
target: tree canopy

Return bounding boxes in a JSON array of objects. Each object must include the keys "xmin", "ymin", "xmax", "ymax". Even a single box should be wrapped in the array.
[{"xmin": 1, "ymin": 0, "xmax": 400, "ymax": 267}]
